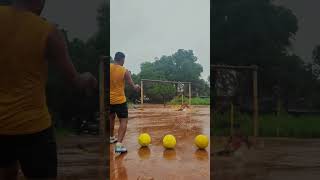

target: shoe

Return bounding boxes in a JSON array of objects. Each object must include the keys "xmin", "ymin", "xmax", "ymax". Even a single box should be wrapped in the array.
[
  {"xmin": 110, "ymin": 136, "xmax": 118, "ymax": 144},
  {"xmin": 115, "ymin": 142, "xmax": 127, "ymax": 153}
]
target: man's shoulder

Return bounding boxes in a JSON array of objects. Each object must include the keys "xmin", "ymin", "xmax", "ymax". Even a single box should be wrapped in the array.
[{"xmin": 110, "ymin": 64, "xmax": 127, "ymax": 70}]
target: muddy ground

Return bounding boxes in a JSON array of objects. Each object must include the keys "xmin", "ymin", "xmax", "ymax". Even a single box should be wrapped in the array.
[
  {"xmin": 213, "ymin": 137, "xmax": 320, "ymax": 180},
  {"xmin": 110, "ymin": 104, "xmax": 210, "ymax": 180},
  {"xmin": 18, "ymin": 135, "xmax": 106, "ymax": 180}
]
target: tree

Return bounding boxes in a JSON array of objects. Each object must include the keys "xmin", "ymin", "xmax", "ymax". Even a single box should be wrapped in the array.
[
  {"xmin": 124, "ymin": 49, "xmax": 209, "ymax": 103},
  {"xmin": 46, "ymin": 3, "xmax": 106, "ymax": 129},
  {"xmin": 212, "ymin": 0, "xmax": 310, "ymax": 101},
  {"xmin": 149, "ymin": 84, "xmax": 176, "ymax": 106},
  {"xmin": 312, "ymin": 45, "xmax": 320, "ymax": 66}
]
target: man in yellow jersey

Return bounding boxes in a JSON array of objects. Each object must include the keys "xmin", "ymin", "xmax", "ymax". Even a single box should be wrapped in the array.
[
  {"xmin": 0, "ymin": 1, "xmax": 97, "ymax": 179},
  {"xmin": 110, "ymin": 52, "xmax": 140, "ymax": 153}
]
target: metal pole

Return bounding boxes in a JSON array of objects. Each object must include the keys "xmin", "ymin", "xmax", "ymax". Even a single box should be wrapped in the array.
[
  {"xmin": 211, "ymin": 65, "xmax": 257, "ymax": 70},
  {"xmin": 252, "ymin": 66, "xmax": 259, "ymax": 139},
  {"xmin": 141, "ymin": 80, "xmax": 144, "ymax": 104},
  {"xmin": 182, "ymin": 93, "xmax": 184, "ymax": 105},
  {"xmin": 189, "ymin": 83, "xmax": 191, "ymax": 105},
  {"xmin": 99, "ymin": 56, "xmax": 107, "ymax": 178},
  {"xmin": 230, "ymin": 102, "xmax": 234, "ymax": 136},
  {"xmin": 141, "ymin": 79, "xmax": 191, "ymax": 84}
]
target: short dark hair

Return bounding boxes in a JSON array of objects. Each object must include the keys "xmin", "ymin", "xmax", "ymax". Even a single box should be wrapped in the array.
[{"xmin": 114, "ymin": 52, "xmax": 125, "ymax": 61}]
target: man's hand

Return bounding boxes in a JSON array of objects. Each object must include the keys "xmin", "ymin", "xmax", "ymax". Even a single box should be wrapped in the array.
[
  {"xmin": 133, "ymin": 84, "xmax": 140, "ymax": 92},
  {"xmin": 77, "ymin": 72, "xmax": 98, "ymax": 96}
]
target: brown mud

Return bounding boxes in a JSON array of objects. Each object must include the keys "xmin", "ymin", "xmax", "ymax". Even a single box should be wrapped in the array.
[
  {"xmin": 18, "ymin": 135, "xmax": 106, "ymax": 180},
  {"xmin": 110, "ymin": 104, "xmax": 210, "ymax": 180},
  {"xmin": 213, "ymin": 137, "xmax": 320, "ymax": 180}
]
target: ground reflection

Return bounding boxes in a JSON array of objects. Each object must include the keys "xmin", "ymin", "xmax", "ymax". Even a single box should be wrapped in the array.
[
  {"xmin": 163, "ymin": 149, "xmax": 177, "ymax": 160},
  {"xmin": 138, "ymin": 147, "xmax": 151, "ymax": 160}
]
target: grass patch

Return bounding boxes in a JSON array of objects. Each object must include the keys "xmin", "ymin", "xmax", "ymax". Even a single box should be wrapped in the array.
[
  {"xmin": 213, "ymin": 113, "xmax": 320, "ymax": 138},
  {"xmin": 55, "ymin": 128, "xmax": 74, "ymax": 139},
  {"xmin": 127, "ymin": 102, "xmax": 134, "ymax": 109},
  {"xmin": 169, "ymin": 96, "xmax": 210, "ymax": 105}
]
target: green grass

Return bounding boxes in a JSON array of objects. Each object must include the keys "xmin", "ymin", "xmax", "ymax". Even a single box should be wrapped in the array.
[
  {"xmin": 213, "ymin": 112, "xmax": 320, "ymax": 138},
  {"xmin": 127, "ymin": 102, "xmax": 134, "ymax": 109},
  {"xmin": 169, "ymin": 96, "xmax": 210, "ymax": 105},
  {"xmin": 55, "ymin": 128, "xmax": 74, "ymax": 139}
]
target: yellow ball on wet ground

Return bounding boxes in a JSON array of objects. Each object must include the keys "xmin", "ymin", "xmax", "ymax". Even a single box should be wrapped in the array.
[
  {"xmin": 138, "ymin": 133, "xmax": 151, "ymax": 147},
  {"xmin": 194, "ymin": 134, "xmax": 209, "ymax": 149},
  {"xmin": 162, "ymin": 134, "xmax": 176, "ymax": 149}
]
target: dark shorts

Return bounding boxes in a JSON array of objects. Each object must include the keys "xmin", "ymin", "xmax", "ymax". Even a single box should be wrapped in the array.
[
  {"xmin": 0, "ymin": 126, "xmax": 57, "ymax": 178},
  {"xmin": 110, "ymin": 102, "xmax": 128, "ymax": 118}
]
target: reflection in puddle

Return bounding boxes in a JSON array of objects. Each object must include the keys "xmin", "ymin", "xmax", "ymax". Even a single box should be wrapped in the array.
[
  {"xmin": 138, "ymin": 147, "xmax": 151, "ymax": 160},
  {"xmin": 163, "ymin": 149, "xmax": 177, "ymax": 160},
  {"xmin": 194, "ymin": 149, "xmax": 208, "ymax": 161},
  {"xmin": 112, "ymin": 154, "xmax": 128, "ymax": 180}
]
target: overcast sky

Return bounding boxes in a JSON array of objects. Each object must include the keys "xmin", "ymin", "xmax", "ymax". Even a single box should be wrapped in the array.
[
  {"xmin": 275, "ymin": 0, "xmax": 320, "ymax": 62},
  {"xmin": 42, "ymin": 0, "xmax": 103, "ymax": 41},
  {"xmin": 111, "ymin": 0, "xmax": 210, "ymax": 80},
  {"xmin": 40, "ymin": 1, "xmax": 315, "ymax": 79}
]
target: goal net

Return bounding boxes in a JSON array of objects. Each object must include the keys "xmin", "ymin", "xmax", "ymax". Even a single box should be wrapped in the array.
[
  {"xmin": 140, "ymin": 79, "xmax": 192, "ymax": 106},
  {"xmin": 212, "ymin": 66, "xmax": 258, "ymax": 137}
]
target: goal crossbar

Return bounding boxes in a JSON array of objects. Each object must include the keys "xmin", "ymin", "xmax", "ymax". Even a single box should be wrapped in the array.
[
  {"xmin": 140, "ymin": 79, "xmax": 192, "ymax": 105},
  {"xmin": 141, "ymin": 79, "xmax": 191, "ymax": 84}
]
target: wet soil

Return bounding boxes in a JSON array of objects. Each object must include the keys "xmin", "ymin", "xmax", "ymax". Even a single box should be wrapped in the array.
[
  {"xmin": 110, "ymin": 104, "xmax": 210, "ymax": 180},
  {"xmin": 213, "ymin": 137, "xmax": 320, "ymax": 180},
  {"xmin": 18, "ymin": 135, "xmax": 106, "ymax": 180}
]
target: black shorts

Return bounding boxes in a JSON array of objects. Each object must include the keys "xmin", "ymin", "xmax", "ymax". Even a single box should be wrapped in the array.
[
  {"xmin": 0, "ymin": 126, "xmax": 57, "ymax": 178},
  {"xmin": 110, "ymin": 102, "xmax": 128, "ymax": 118}
]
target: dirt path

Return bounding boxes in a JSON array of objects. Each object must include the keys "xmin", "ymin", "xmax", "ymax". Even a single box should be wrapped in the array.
[
  {"xmin": 213, "ymin": 138, "xmax": 320, "ymax": 180},
  {"xmin": 110, "ymin": 104, "xmax": 210, "ymax": 180}
]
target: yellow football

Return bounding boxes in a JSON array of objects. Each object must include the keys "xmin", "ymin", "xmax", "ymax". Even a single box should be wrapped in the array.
[
  {"xmin": 138, "ymin": 133, "xmax": 151, "ymax": 147},
  {"xmin": 194, "ymin": 134, "xmax": 209, "ymax": 149},
  {"xmin": 162, "ymin": 134, "xmax": 176, "ymax": 149}
]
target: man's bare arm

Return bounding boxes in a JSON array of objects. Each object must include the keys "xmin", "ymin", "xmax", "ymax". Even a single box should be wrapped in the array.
[
  {"xmin": 45, "ymin": 26, "xmax": 96, "ymax": 89},
  {"xmin": 125, "ymin": 70, "xmax": 140, "ymax": 91}
]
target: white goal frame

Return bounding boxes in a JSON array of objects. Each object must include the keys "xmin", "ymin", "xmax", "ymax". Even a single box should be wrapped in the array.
[{"xmin": 140, "ymin": 79, "xmax": 192, "ymax": 105}]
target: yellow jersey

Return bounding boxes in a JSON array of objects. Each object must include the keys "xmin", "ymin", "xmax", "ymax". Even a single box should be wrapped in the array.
[
  {"xmin": 110, "ymin": 63, "xmax": 127, "ymax": 104},
  {"xmin": 0, "ymin": 6, "xmax": 53, "ymax": 135}
]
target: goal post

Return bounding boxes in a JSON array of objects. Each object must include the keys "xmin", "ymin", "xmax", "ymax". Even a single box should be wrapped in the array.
[
  {"xmin": 212, "ymin": 65, "xmax": 259, "ymax": 139},
  {"xmin": 98, "ymin": 56, "xmax": 108, "ymax": 179},
  {"xmin": 140, "ymin": 79, "xmax": 192, "ymax": 106}
]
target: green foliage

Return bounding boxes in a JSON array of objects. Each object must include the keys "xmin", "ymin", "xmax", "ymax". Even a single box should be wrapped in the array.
[
  {"xmin": 312, "ymin": 45, "xmax": 320, "ymax": 66},
  {"xmin": 125, "ymin": 49, "xmax": 209, "ymax": 103},
  {"xmin": 213, "ymin": 0, "xmax": 320, "ymax": 109},
  {"xmin": 149, "ymin": 84, "xmax": 176, "ymax": 104},
  {"xmin": 213, "ymin": 0, "xmax": 298, "ymax": 65},
  {"xmin": 213, "ymin": 113, "xmax": 320, "ymax": 138},
  {"xmin": 47, "ymin": 3, "xmax": 106, "ymax": 129}
]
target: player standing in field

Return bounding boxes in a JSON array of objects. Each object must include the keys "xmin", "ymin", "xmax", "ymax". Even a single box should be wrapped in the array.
[
  {"xmin": 110, "ymin": 52, "xmax": 140, "ymax": 153},
  {"xmin": 0, "ymin": 1, "xmax": 97, "ymax": 179}
]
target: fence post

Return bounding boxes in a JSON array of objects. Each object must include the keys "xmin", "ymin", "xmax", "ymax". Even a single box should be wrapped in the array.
[
  {"xmin": 141, "ymin": 81, "xmax": 144, "ymax": 104},
  {"xmin": 252, "ymin": 65, "xmax": 259, "ymax": 139},
  {"xmin": 189, "ymin": 83, "xmax": 192, "ymax": 105},
  {"xmin": 230, "ymin": 102, "xmax": 234, "ymax": 136},
  {"xmin": 99, "ymin": 56, "xmax": 107, "ymax": 179}
]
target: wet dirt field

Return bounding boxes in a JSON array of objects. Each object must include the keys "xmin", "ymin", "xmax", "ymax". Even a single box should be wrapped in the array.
[
  {"xmin": 18, "ymin": 135, "xmax": 106, "ymax": 180},
  {"xmin": 213, "ymin": 137, "xmax": 320, "ymax": 180},
  {"xmin": 57, "ymin": 135, "xmax": 106, "ymax": 180},
  {"xmin": 110, "ymin": 104, "xmax": 210, "ymax": 180}
]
